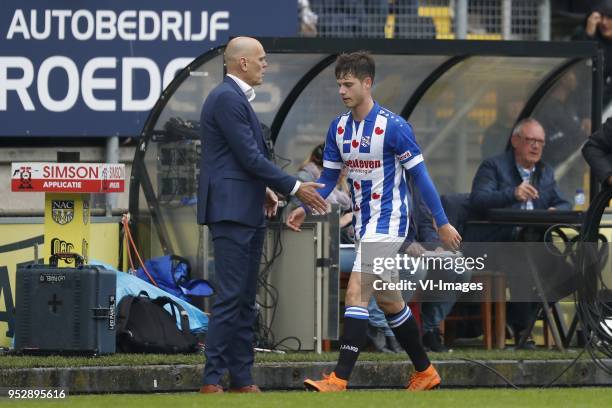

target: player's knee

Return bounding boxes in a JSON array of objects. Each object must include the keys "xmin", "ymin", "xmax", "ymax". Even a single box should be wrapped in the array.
[
  {"xmin": 345, "ymin": 287, "xmax": 367, "ymax": 307},
  {"xmin": 344, "ymin": 291, "xmax": 364, "ymax": 306},
  {"xmin": 378, "ymin": 300, "xmax": 405, "ymax": 315}
]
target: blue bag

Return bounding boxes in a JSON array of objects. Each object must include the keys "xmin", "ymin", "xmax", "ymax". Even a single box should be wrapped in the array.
[{"xmin": 136, "ymin": 255, "xmax": 214, "ymax": 302}]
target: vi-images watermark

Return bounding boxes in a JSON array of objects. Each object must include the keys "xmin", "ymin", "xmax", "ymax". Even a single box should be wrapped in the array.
[{"xmin": 373, "ymin": 279, "xmax": 484, "ymax": 293}]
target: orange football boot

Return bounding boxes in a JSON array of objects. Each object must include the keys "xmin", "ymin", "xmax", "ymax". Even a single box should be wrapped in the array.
[
  {"xmin": 304, "ymin": 372, "xmax": 348, "ymax": 392},
  {"xmin": 406, "ymin": 364, "xmax": 441, "ymax": 391}
]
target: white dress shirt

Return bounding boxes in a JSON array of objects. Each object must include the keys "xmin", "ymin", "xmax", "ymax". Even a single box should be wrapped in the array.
[{"xmin": 226, "ymin": 74, "xmax": 256, "ymax": 102}]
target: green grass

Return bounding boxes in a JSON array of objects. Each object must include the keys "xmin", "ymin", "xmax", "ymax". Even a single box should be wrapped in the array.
[
  {"xmin": 7, "ymin": 388, "xmax": 612, "ymax": 408},
  {"xmin": 0, "ymin": 349, "xmax": 593, "ymax": 370}
]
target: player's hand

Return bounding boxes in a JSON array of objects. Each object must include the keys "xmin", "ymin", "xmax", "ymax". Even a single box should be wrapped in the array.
[
  {"xmin": 295, "ymin": 182, "xmax": 327, "ymax": 215},
  {"xmin": 438, "ymin": 223, "xmax": 462, "ymax": 251},
  {"xmin": 586, "ymin": 12, "xmax": 602, "ymax": 37},
  {"xmin": 286, "ymin": 207, "xmax": 306, "ymax": 232},
  {"xmin": 264, "ymin": 188, "xmax": 278, "ymax": 218},
  {"xmin": 514, "ymin": 181, "xmax": 539, "ymax": 202}
]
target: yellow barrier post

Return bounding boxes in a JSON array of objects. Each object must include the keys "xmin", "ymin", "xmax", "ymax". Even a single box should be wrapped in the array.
[{"xmin": 11, "ymin": 162, "xmax": 125, "ymax": 267}]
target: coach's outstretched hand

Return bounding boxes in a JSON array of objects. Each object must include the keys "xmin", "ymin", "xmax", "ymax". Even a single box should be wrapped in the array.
[
  {"xmin": 438, "ymin": 223, "xmax": 462, "ymax": 251},
  {"xmin": 295, "ymin": 182, "xmax": 327, "ymax": 215},
  {"xmin": 286, "ymin": 207, "xmax": 306, "ymax": 232}
]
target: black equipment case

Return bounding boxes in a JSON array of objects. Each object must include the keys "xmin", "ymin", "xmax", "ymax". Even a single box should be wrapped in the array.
[{"xmin": 15, "ymin": 254, "xmax": 117, "ymax": 355}]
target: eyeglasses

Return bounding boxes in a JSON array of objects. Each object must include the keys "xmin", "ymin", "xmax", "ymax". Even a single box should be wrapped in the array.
[{"xmin": 520, "ymin": 136, "xmax": 545, "ymax": 147}]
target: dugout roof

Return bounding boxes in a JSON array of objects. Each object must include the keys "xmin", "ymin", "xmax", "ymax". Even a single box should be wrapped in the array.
[{"xmin": 129, "ymin": 38, "xmax": 602, "ymax": 258}]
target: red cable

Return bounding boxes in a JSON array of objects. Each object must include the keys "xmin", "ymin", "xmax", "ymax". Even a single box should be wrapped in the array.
[{"xmin": 122, "ymin": 214, "xmax": 159, "ymax": 287}]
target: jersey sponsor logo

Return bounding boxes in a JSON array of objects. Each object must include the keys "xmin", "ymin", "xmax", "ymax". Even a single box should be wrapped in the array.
[
  {"xmin": 345, "ymin": 159, "xmax": 381, "ymax": 169},
  {"xmin": 398, "ymin": 151, "xmax": 412, "ymax": 161}
]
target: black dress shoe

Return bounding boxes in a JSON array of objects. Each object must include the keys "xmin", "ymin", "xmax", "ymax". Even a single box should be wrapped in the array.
[{"xmin": 422, "ymin": 329, "xmax": 449, "ymax": 352}]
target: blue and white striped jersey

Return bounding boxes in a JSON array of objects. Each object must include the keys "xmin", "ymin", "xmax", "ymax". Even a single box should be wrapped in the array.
[{"xmin": 323, "ymin": 102, "xmax": 423, "ymax": 240}]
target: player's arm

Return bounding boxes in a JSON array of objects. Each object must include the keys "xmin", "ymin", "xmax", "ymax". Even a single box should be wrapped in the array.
[
  {"xmin": 407, "ymin": 164, "xmax": 461, "ymax": 250},
  {"xmin": 393, "ymin": 121, "xmax": 461, "ymax": 250}
]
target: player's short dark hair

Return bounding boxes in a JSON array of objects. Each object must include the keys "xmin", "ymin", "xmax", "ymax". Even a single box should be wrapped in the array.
[{"xmin": 335, "ymin": 51, "xmax": 375, "ymax": 83}]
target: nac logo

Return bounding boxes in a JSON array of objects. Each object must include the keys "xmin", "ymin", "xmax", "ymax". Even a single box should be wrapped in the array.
[
  {"xmin": 50, "ymin": 238, "xmax": 75, "ymax": 262},
  {"xmin": 51, "ymin": 200, "xmax": 74, "ymax": 225}
]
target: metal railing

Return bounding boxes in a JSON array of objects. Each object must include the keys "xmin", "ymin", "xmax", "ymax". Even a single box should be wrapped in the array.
[{"xmin": 300, "ymin": 0, "xmax": 550, "ymax": 41}]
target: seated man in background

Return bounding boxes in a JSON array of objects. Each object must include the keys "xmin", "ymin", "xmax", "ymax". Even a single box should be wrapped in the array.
[{"xmin": 465, "ymin": 117, "xmax": 571, "ymax": 348}]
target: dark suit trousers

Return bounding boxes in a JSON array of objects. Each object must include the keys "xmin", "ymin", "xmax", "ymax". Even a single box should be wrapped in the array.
[{"xmin": 203, "ymin": 221, "xmax": 265, "ymax": 388}]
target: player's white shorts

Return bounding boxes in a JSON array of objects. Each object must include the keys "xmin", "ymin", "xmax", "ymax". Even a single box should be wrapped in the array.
[{"xmin": 352, "ymin": 233, "xmax": 405, "ymax": 275}]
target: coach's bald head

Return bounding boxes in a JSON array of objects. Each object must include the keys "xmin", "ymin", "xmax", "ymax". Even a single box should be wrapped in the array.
[{"xmin": 224, "ymin": 37, "xmax": 268, "ymax": 86}]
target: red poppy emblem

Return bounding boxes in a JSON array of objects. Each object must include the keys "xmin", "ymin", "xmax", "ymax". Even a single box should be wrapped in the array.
[
  {"xmin": 338, "ymin": 126, "xmax": 344, "ymax": 135},
  {"xmin": 375, "ymin": 127, "xmax": 384, "ymax": 135},
  {"xmin": 372, "ymin": 193, "xmax": 381, "ymax": 200},
  {"xmin": 351, "ymin": 140, "xmax": 359, "ymax": 148}
]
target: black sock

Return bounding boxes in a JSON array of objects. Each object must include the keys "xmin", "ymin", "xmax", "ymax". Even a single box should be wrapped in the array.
[
  {"xmin": 386, "ymin": 305, "xmax": 430, "ymax": 372},
  {"xmin": 334, "ymin": 306, "xmax": 369, "ymax": 380}
]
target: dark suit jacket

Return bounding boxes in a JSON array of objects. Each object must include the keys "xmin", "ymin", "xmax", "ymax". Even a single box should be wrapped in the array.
[
  {"xmin": 197, "ymin": 77, "xmax": 297, "ymax": 227},
  {"xmin": 583, "ymin": 117, "xmax": 612, "ymax": 185},
  {"xmin": 465, "ymin": 150, "xmax": 570, "ymax": 242}
]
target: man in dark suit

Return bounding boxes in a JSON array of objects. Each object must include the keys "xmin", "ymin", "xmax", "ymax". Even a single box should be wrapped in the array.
[
  {"xmin": 467, "ymin": 118, "xmax": 571, "ymax": 243},
  {"xmin": 197, "ymin": 37, "xmax": 327, "ymax": 394}
]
